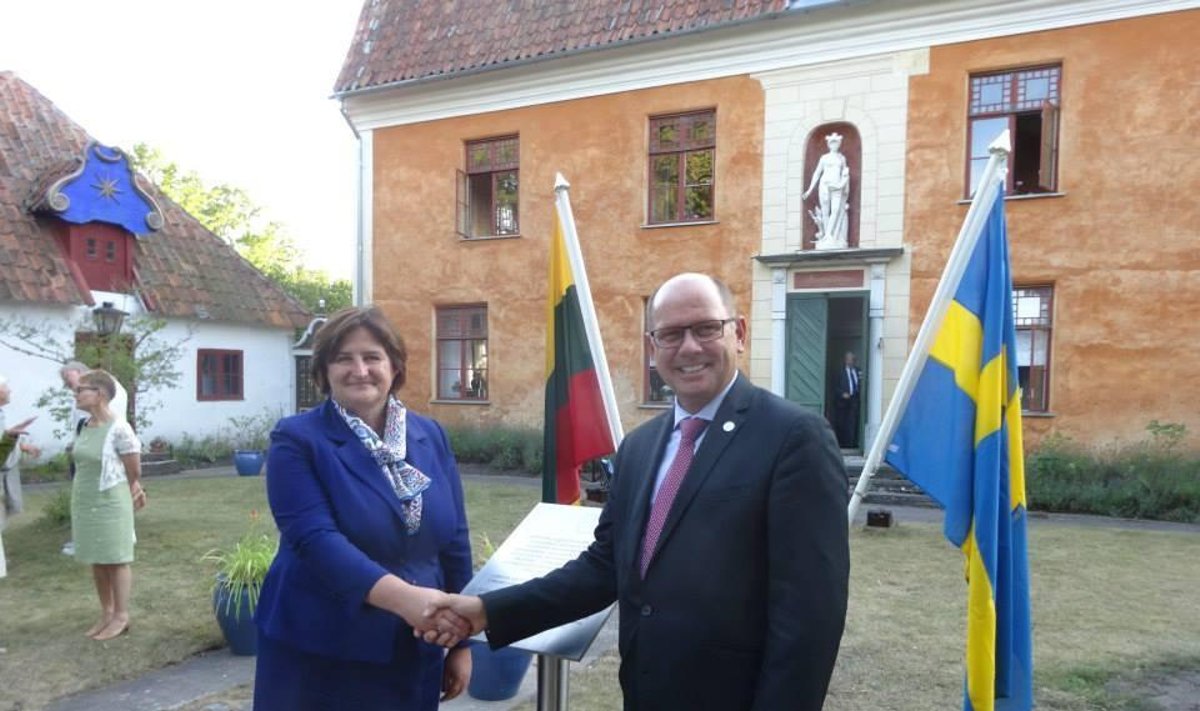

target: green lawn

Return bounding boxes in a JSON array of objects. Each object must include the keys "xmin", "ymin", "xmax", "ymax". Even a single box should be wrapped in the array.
[
  {"xmin": 517, "ymin": 523, "xmax": 1200, "ymax": 711},
  {"xmin": 0, "ymin": 474, "xmax": 540, "ymax": 711},
  {"xmin": 3, "ymin": 475, "xmax": 1197, "ymax": 710}
]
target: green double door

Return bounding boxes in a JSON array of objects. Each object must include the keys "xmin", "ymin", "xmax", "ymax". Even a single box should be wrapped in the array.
[{"xmin": 785, "ymin": 293, "xmax": 867, "ymax": 426}]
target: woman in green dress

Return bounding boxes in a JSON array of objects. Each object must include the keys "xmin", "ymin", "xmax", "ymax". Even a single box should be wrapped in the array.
[{"xmin": 71, "ymin": 370, "xmax": 145, "ymax": 641}]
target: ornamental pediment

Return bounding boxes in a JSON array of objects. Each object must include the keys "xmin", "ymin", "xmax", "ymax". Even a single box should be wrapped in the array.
[{"xmin": 31, "ymin": 141, "xmax": 164, "ymax": 236}]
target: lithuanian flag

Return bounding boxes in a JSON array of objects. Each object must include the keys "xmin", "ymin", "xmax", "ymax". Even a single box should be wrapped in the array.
[{"xmin": 543, "ymin": 201, "xmax": 615, "ymax": 504}]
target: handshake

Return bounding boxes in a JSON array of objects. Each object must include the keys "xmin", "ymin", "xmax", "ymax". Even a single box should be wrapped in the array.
[{"xmin": 407, "ymin": 590, "xmax": 489, "ymax": 648}]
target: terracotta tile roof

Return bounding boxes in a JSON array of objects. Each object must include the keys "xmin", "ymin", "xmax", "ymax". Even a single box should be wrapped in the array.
[
  {"xmin": 0, "ymin": 71, "xmax": 311, "ymax": 330},
  {"xmin": 334, "ymin": 0, "xmax": 790, "ymax": 94}
]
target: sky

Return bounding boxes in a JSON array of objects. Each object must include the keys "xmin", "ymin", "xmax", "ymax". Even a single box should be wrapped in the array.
[{"xmin": 1, "ymin": 0, "xmax": 365, "ymax": 280}]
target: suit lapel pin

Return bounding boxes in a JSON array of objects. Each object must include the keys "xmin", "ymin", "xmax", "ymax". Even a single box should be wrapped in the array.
[{"xmin": 722, "ymin": 421, "xmax": 735, "ymax": 433}]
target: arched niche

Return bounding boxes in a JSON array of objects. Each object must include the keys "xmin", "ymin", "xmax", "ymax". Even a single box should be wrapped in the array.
[{"xmin": 802, "ymin": 122, "xmax": 861, "ymax": 250}]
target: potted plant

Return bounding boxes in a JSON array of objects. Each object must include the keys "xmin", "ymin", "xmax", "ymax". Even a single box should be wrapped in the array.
[
  {"xmin": 201, "ymin": 510, "xmax": 278, "ymax": 655},
  {"xmin": 467, "ymin": 532, "xmax": 534, "ymax": 701},
  {"xmin": 227, "ymin": 409, "xmax": 278, "ymax": 476}
]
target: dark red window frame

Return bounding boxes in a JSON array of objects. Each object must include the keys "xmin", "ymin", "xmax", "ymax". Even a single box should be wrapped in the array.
[
  {"xmin": 456, "ymin": 136, "xmax": 520, "ymax": 238},
  {"xmin": 966, "ymin": 65, "xmax": 1061, "ymax": 197},
  {"xmin": 1012, "ymin": 285, "xmax": 1053, "ymax": 412},
  {"xmin": 643, "ymin": 297, "xmax": 670, "ymax": 404},
  {"xmin": 197, "ymin": 349, "xmax": 244, "ymax": 401},
  {"xmin": 648, "ymin": 109, "xmax": 716, "ymax": 224},
  {"xmin": 435, "ymin": 305, "xmax": 489, "ymax": 401}
]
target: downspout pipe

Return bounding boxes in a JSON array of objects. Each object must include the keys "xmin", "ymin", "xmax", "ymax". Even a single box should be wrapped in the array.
[{"xmin": 339, "ymin": 104, "xmax": 367, "ymax": 306}]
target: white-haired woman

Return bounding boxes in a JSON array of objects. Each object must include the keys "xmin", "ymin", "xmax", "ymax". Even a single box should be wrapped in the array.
[
  {"xmin": 0, "ymin": 374, "xmax": 39, "ymax": 534},
  {"xmin": 71, "ymin": 369, "xmax": 144, "ymax": 640},
  {"xmin": 0, "ymin": 414, "xmax": 35, "ymax": 578}
]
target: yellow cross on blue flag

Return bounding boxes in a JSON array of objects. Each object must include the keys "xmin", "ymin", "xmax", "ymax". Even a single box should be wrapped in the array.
[{"xmin": 884, "ymin": 176, "xmax": 1033, "ymax": 711}]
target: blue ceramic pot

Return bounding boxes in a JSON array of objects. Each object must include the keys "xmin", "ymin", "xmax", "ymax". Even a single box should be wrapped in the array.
[
  {"xmin": 213, "ymin": 582, "xmax": 258, "ymax": 656},
  {"xmin": 233, "ymin": 450, "xmax": 265, "ymax": 476},
  {"xmin": 467, "ymin": 640, "xmax": 533, "ymax": 701}
]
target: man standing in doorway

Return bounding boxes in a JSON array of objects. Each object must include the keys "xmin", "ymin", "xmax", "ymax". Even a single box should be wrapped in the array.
[{"xmin": 833, "ymin": 351, "xmax": 861, "ymax": 449}]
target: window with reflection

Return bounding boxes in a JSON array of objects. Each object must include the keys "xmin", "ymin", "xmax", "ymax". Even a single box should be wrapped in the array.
[
  {"xmin": 643, "ymin": 298, "xmax": 671, "ymax": 403},
  {"xmin": 1012, "ymin": 286, "xmax": 1053, "ymax": 412},
  {"xmin": 436, "ymin": 305, "xmax": 489, "ymax": 400},
  {"xmin": 648, "ymin": 110, "xmax": 715, "ymax": 224},
  {"xmin": 457, "ymin": 136, "xmax": 519, "ymax": 238},
  {"xmin": 197, "ymin": 349, "xmax": 244, "ymax": 401},
  {"xmin": 968, "ymin": 65, "xmax": 1061, "ymax": 196}
]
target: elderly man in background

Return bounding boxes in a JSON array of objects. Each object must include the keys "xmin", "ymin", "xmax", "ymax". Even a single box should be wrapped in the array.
[
  {"xmin": 62, "ymin": 361, "xmax": 128, "ymax": 426},
  {"xmin": 59, "ymin": 361, "xmax": 128, "ymax": 555},
  {"xmin": 1, "ymin": 375, "xmax": 40, "ymax": 558},
  {"xmin": 1, "ymin": 415, "xmax": 37, "ymax": 578}
]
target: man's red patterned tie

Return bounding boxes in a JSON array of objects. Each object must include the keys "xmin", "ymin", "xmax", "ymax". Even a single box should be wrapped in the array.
[{"xmin": 640, "ymin": 417, "xmax": 708, "ymax": 577}]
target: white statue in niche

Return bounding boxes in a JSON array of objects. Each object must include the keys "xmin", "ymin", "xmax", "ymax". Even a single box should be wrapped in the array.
[{"xmin": 802, "ymin": 132, "xmax": 850, "ymax": 250}]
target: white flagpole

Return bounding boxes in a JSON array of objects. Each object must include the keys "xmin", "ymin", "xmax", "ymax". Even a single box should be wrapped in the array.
[
  {"xmin": 554, "ymin": 172, "xmax": 625, "ymax": 447},
  {"xmin": 847, "ymin": 131, "xmax": 1011, "ymax": 525}
]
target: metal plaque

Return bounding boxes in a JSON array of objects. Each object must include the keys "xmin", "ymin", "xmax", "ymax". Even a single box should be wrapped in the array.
[{"xmin": 461, "ymin": 503, "xmax": 615, "ymax": 661}]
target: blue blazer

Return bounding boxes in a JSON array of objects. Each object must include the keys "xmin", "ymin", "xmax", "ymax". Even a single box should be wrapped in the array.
[{"xmin": 256, "ymin": 400, "xmax": 472, "ymax": 664}]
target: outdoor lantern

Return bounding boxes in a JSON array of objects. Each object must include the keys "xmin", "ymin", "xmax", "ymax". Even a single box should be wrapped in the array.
[{"xmin": 92, "ymin": 301, "xmax": 128, "ymax": 336}]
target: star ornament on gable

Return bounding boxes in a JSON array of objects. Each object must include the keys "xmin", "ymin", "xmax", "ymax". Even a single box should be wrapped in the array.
[{"xmin": 92, "ymin": 172, "xmax": 124, "ymax": 202}]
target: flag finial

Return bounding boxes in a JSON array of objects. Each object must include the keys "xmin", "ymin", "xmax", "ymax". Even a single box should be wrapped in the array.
[{"xmin": 988, "ymin": 129, "xmax": 1012, "ymax": 156}]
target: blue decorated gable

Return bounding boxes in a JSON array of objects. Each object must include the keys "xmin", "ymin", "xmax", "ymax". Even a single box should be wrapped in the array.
[{"xmin": 39, "ymin": 142, "xmax": 164, "ymax": 236}]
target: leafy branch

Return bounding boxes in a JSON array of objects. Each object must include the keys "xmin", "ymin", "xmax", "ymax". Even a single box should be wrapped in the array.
[{"xmin": 0, "ymin": 313, "xmax": 189, "ymax": 436}]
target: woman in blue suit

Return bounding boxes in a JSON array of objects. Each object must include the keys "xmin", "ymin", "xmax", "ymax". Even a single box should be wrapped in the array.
[{"xmin": 254, "ymin": 306, "xmax": 473, "ymax": 710}]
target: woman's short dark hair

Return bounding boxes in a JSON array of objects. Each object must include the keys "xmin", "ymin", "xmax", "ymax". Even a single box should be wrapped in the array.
[
  {"xmin": 311, "ymin": 306, "xmax": 407, "ymax": 396},
  {"xmin": 80, "ymin": 369, "xmax": 117, "ymax": 401}
]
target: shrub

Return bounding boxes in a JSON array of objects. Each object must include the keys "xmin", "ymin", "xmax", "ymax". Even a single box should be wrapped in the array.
[
  {"xmin": 226, "ymin": 408, "xmax": 282, "ymax": 452},
  {"xmin": 1027, "ymin": 423, "xmax": 1200, "ymax": 523},
  {"xmin": 21, "ymin": 452, "xmax": 71, "ymax": 483},
  {"xmin": 173, "ymin": 432, "xmax": 234, "ymax": 466},
  {"xmin": 520, "ymin": 437, "xmax": 544, "ymax": 475},
  {"xmin": 444, "ymin": 424, "xmax": 542, "ymax": 475},
  {"xmin": 39, "ymin": 487, "xmax": 72, "ymax": 527}
]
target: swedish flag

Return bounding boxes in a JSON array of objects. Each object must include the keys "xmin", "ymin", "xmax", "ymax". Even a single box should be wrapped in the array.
[{"xmin": 885, "ymin": 179, "xmax": 1033, "ymax": 711}]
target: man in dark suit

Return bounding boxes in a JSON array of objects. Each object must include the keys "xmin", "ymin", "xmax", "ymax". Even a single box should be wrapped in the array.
[
  {"xmin": 833, "ymin": 351, "xmax": 862, "ymax": 448},
  {"xmin": 441, "ymin": 273, "xmax": 849, "ymax": 710}
]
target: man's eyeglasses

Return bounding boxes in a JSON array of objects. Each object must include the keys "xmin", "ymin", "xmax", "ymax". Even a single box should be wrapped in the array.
[
  {"xmin": 75, "ymin": 386, "xmax": 100, "ymax": 393},
  {"xmin": 647, "ymin": 319, "xmax": 735, "ymax": 348}
]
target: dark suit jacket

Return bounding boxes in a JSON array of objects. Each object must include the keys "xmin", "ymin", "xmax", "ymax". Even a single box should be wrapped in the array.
[
  {"xmin": 483, "ymin": 376, "xmax": 849, "ymax": 711},
  {"xmin": 255, "ymin": 400, "xmax": 472, "ymax": 665},
  {"xmin": 836, "ymin": 366, "xmax": 862, "ymax": 401}
]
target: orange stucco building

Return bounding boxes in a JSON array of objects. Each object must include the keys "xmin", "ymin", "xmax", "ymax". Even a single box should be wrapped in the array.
[
  {"xmin": 368, "ymin": 77, "xmax": 764, "ymax": 430},
  {"xmin": 905, "ymin": 10, "xmax": 1200, "ymax": 445},
  {"xmin": 338, "ymin": 1, "xmax": 1196, "ymax": 450}
]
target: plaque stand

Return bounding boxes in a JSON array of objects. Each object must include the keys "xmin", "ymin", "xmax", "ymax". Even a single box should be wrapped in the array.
[
  {"xmin": 537, "ymin": 656, "xmax": 570, "ymax": 710},
  {"xmin": 461, "ymin": 504, "xmax": 617, "ymax": 711}
]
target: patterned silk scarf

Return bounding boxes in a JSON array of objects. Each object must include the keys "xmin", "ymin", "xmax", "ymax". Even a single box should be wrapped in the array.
[{"xmin": 333, "ymin": 396, "xmax": 431, "ymax": 534}]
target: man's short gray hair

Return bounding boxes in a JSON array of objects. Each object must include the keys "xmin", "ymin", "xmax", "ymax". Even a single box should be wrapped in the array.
[{"xmin": 61, "ymin": 360, "xmax": 89, "ymax": 376}]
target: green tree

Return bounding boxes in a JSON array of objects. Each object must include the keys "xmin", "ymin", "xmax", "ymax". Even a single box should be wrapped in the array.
[
  {"xmin": 0, "ymin": 314, "xmax": 188, "ymax": 435},
  {"xmin": 131, "ymin": 144, "xmax": 350, "ymax": 313}
]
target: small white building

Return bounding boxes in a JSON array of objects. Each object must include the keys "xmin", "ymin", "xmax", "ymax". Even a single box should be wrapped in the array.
[{"xmin": 0, "ymin": 72, "xmax": 311, "ymax": 455}]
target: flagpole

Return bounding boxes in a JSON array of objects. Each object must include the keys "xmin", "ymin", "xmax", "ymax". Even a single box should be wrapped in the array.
[
  {"xmin": 847, "ymin": 131, "xmax": 1011, "ymax": 525},
  {"xmin": 554, "ymin": 172, "xmax": 625, "ymax": 447}
]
